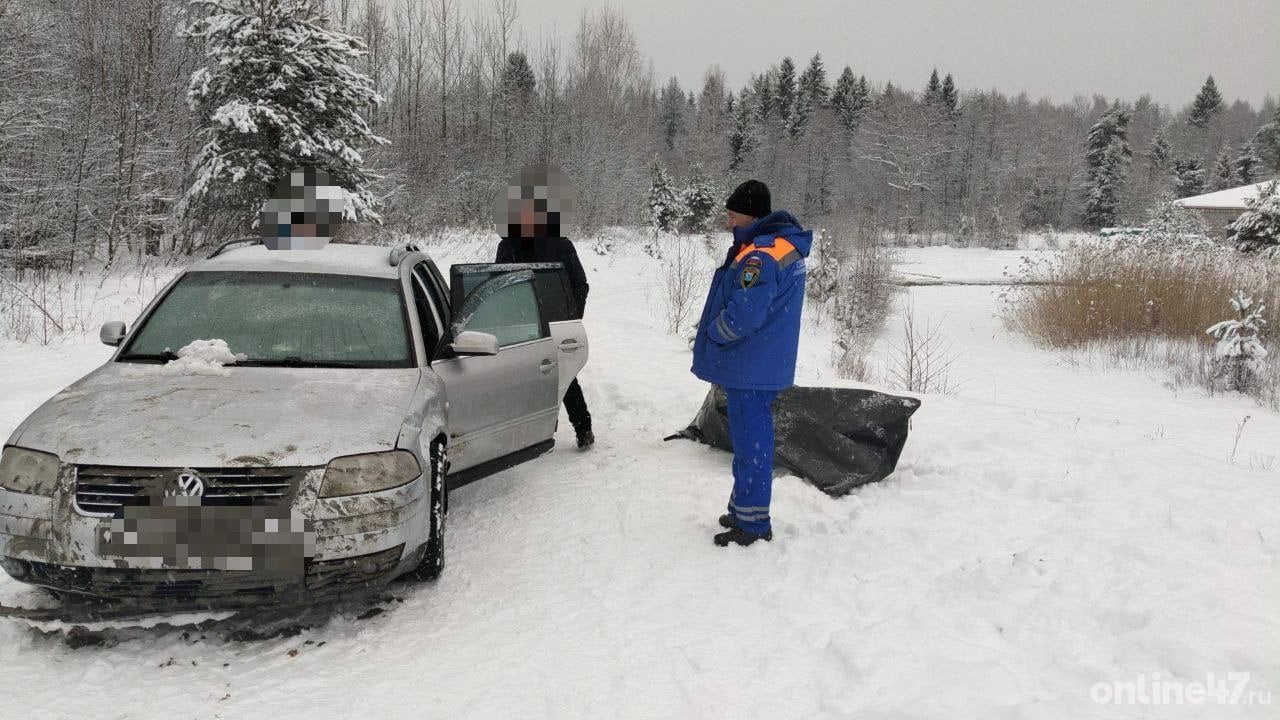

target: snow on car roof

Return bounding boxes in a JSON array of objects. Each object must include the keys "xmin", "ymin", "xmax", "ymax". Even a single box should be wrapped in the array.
[
  {"xmin": 1173, "ymin": 181, "xmax": 1275, "ymax": 210},
  {"xmin": 191, "ymin": 242, "xmax": 415, "ymax": 278}
]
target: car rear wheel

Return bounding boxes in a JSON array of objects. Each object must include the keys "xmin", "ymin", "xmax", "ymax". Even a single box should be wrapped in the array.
[{"xmin": 409, "ymin": 439, "xmax": 447, "ymax": 581}]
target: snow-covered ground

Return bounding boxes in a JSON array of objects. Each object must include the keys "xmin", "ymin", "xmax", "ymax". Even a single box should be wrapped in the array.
[{"xmin": 1, "ymin": 241, "xmax": 1277, "ymax": 719}]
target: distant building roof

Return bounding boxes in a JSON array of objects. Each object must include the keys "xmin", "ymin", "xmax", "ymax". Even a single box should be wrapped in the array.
[{"xmin": 1174, "ymin": 181, "xmax": 1275, "ymax": 210}]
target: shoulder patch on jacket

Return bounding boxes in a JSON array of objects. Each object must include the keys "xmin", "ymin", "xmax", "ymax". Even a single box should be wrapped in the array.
[{"xmin": 740, "ymin": 256, "xmax": 763, "ymax": 289}]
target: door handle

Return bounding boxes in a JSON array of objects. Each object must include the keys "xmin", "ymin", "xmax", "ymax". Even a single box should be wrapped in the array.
[
  {"xmin": 540, "ymin": 359, "xmax": 555, "ymax": 374},
  {"xmin": 559, "ymin": 339, "xmax": 582, "ymax": 352}
]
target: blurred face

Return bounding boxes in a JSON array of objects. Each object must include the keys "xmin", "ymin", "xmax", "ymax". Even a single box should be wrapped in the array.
[
  {"xmin": 494, "ymin": 163, "xmax": 577, "ymax": 239},
  {"xmin": 259, "ymin": 167, "xmax": 346, "ymax": 250},
  {"xmin": 518, "ymin": 198, "xmax": 542, "ymax": 237},
  {"xmin": 725, "ymin": 209, "xmax": 756, "ymax": 232}
]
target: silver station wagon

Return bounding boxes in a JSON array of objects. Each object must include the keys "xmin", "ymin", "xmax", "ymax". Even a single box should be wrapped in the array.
[{"xmin": 0, "ymin": 240, "xmax": 588, "ymax": 609}]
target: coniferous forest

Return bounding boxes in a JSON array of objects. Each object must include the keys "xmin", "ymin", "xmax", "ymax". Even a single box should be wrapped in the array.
[{"xmin": 2, "ymin": 0, "xmax": 1278, "ymax": 266}]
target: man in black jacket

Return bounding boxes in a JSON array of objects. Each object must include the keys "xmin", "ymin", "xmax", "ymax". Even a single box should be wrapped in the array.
[{"xmin": 495, "ymin": 164, "xmax": 594, "ymax": 449}]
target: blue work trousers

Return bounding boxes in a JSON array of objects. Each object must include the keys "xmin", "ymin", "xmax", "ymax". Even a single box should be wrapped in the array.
[{"xmin": 724, "ymin": 387, "xmax": 778, "ymax": 535}]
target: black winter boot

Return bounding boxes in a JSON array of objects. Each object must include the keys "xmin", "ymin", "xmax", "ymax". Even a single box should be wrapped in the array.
[
  {"xmin": 718, "ymin": 514, "xmax": 737, "ymax": 529},
  {"xmin": 575, "ymin": 429, "xmax": 595, "ymax": 450},
  {"xmin": 713, "ymin": 527, "xmax": 772, "ymax": 547}
]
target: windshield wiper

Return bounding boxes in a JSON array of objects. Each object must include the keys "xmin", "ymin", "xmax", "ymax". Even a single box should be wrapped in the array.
[
  {"xmin": 238, "ymin": 357, "xmax": 366, "ymax": 369},
  {"xmin": 118, "ymin": 350, "xmax": 180, "ymax": 363}
]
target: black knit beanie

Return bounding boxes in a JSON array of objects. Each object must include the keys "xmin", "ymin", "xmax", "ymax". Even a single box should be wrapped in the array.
[{"xmin": 725, "ymin": 179, "xmax": 771, "ymax": 219}]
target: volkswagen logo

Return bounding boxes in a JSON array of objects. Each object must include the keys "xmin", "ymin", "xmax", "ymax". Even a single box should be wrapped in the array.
[{"xmin": 169, "ymin": 469, "xmax": 205, "ymax": 498}]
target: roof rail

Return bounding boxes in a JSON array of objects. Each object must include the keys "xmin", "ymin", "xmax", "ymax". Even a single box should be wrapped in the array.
[
  {"xmin": 206, "ymin": 237, "xmax": 265, "ymax": 259},
  {"xmin": 389, "ymin": 242, "xmax": 422, "ymax": 267}
]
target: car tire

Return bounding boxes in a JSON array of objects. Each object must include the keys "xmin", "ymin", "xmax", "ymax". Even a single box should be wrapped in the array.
[{"xmin": 409, "ymin": 439, "xmax": 447, "ymax": 581}]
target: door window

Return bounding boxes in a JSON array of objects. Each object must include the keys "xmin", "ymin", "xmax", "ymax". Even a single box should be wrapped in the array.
[
  {"xmin": 456, "ymin": 278, "xmax": 544, "ymax": 348},
  {"xmin": 450, "ymin": 263, "xmax": 578, "ymax": 322}
]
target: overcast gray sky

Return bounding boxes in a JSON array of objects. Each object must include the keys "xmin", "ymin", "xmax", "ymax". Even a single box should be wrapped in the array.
[{"xmin": 513, "ymin": 0, "xmax": 1280, "ymax": 107}]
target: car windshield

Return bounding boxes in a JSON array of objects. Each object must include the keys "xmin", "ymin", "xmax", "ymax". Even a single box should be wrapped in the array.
[{"xmin": 121, "ymin": 271, "xmax": 413, "ymax": 368}]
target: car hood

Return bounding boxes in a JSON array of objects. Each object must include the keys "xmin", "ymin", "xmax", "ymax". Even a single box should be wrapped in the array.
[{"xmin": 9, "ymin": 363, "xmax": 424, "ymax": 468}]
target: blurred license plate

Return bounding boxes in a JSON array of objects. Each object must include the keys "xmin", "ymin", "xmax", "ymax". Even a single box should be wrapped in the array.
[{"xmin": 97, "ymin": 503, "xmax": 315, "ymax": 573}]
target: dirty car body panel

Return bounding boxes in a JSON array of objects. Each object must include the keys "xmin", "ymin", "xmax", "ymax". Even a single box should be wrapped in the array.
[{"xmin": 0, "ymin": 243, "xmax": 588, "ymax": 607}]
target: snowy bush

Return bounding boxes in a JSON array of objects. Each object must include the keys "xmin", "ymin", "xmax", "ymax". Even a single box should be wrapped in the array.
[
  {"xmin": 180, "ymin": 0, "xmax": 388, "ymax": 243},
  {"xmin": 885, "ymin": 301, "xmax": 960, "ymax": 395},
  {"xmin": 1140, "ymin": 194, "xmax": 1212, "ymax": 249},
  {"xmin": 1229, "ymin": 181, "xmax": 1280, "ymax": 257},
  {"xmin": 657, "ymin": 236, "xmax": 707, "ymax": 335},
  {"xmin": 825, "ymin": 217, "xmax": 898, "ymax": 380},
  {"xmin": 1207, "ymin": 291, "xmax": 1270, "ymax": 393}
]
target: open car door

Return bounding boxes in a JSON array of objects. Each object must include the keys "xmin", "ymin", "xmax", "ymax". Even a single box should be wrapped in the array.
[
  {"xmin": 432, "ymin": 270, "xmax": 559, "ymax": 483},
  {"xmin": 450, "ymin": 263, "xmax": 589, "ymax": 403}
]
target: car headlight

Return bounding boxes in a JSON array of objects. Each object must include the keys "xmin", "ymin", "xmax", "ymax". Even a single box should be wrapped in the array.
[
  {"xmin": 320, "ymin": 451, "xmax": 421, "ymax": 498},
  {"xmin": 0, "ymin": 447, "xmax": 61, "ymax": 496}
]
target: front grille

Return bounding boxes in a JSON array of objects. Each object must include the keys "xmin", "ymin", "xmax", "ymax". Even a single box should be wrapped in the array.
[
  {"xmin": 74, "ymin": 465, "xmax": 304, "ymax": 517},
  {"xmin": 26, "ymin": 561, "xmax": 294, "ymax": 601},
  {"xmin": 24, "ymin": 545, "xmax": 405, "ymax": 603}
]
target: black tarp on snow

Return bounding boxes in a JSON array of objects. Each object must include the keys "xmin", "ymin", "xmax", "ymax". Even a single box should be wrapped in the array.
[{"xmin": 666, "ymin": 386, "xmax": 922, "ymax": 497}]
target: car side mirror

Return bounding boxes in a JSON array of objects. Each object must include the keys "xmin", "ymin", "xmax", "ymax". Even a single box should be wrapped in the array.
[
  {"xmin": 449, "ymin": 331, "xmax": 499, "ymax": 356},
  {"xmin": 100, "ymin": 321, "xmax": 127, "ymax": 347}
]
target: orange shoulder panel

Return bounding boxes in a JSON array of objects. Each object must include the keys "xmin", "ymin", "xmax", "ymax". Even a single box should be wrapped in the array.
[{"xmin": 735, "ymin": 237, "xmax": 796, "ymax": 262}]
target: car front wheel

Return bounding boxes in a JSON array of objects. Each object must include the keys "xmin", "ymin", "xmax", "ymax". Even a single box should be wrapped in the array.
[{"xmin": 409, "ymin": 439, "xmax": 447, "ymax": 581}]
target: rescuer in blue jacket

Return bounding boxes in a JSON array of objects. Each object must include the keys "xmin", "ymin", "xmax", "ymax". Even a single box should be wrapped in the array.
[{"xmin": 691, "ymin": 180, "xmax": 812, "ymax": 546}]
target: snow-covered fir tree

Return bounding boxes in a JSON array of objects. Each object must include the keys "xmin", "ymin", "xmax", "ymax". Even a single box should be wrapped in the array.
[
  {"xmin": 1228, "ymin": 180, "xmax": 1280, "ymax": 256},
  {"xmin": 830, "ymin": 68, "xmax": 870, "ymax": 132},
  {"xmin": 775, "ymin": 57, "xmax": 796, "ymax": 127},
  {"xmin": 924, "ymin": 69, "xmax": 943, "ymax": 107},
  {"xmin": 181, "ymin": 0, "xmax": 387, "ymax": 239},
  {"xmin": 940, "ymin": 73, "xmax": 959, "ymax": 115},
  {"xmin": 658, "ymin": 77, "xmax": 685, "ymax": 151},
  {"xmin": 1235, "ymin": 142, "xmax": 1264, "ymax": 185},
  {"xmin": 1268, "ymin": 104, "xmax": 1280, "ymax": 171},
  {"xmin": 785, "ymin": 89, "xmax": 812, "ymax": 139},
  {"xmin": 500, "ymin": 51, "xmax": 537, "ymax": 102},
  {"xmin": 728, "ymin": 94, "xmax": 756, "ymax": 170},
  {"xmin": 1082, "ymin": 103, "xmax": 1132, "ymax": 228},
  {"xmin": 1147, "ymin": 128, "xmax": 1172, "ymax": 181},
  {"xmin": 830, "ymin": 67, "xmax": 857, "ymax": 129},
  {"xmin": 1207, "ymin": 291, "xmax": 1270, "ymax": 393},
  {"xmin": 799, "ymin": 53, "xmax": 828, "ymax": 108},
  {"xmin": 1172, "ymin": 157, "xmax": 1206, "ymax": 199},
  {"xmin": 647, "ymin": 162, "xmax": 681, "ymax": 233},
  {"xmin": 751, "ymin": 72, "xmax": 774, "ymax": 124},
  {"xmin": 679, "ymin": 165, "xmax": 718, "ymax": 234},
  {"xmin": 1187, "ymin": 75, "xmax": 1224, "ymax": 129},
  {"xmin": 1210, "ymin": 145, "xmax": 1240, "ymax": 191}
]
